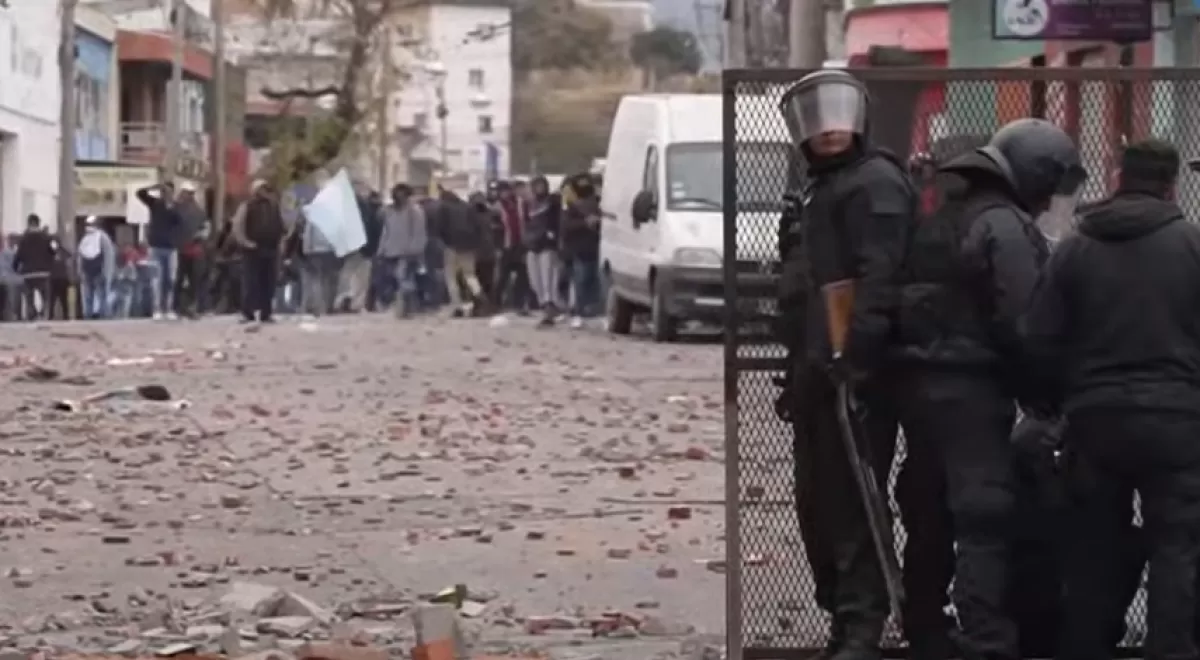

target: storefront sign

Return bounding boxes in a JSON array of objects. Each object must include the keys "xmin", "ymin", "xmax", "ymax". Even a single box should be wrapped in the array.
[
  {"xmin": 75, "ymin": 165, "xmax": 158, "ymax": 217},
  {"xmin": 992, "ymin": 0, "xmax": 1152, "ymax": 42}
]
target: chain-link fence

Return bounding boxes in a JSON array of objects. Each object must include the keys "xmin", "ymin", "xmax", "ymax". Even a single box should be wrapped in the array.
[{"xmin": 722, "ymin": 67, "xmax": 1200, "ymax": 660}]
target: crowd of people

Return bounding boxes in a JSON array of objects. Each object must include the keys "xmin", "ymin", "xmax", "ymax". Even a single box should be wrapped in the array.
[{"xmin": 0, "ymin": 171, "xmax": 606, "ymax": 326}]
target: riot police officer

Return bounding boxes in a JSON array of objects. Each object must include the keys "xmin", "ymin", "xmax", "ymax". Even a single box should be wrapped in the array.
[
  {"xmin": 1024, "ymin": 138, "xmax": 1200, "ymax": 660},
  {"xmin": 774, "ymin": 69, "xmax": 917, "ymax": 660},
  {"xmin": 891, "ymin": 118, "xmax": 1084, "ymax": 660}
]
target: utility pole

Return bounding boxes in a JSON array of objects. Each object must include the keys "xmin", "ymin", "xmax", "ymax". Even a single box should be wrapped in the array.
[
  {"xmin": 788, "ymin": 0, "xmax": 826, "ymax": 68},
  {"xmin": 210, "ymin": 0, "xmax": 226, "ymax": 225},
  {"xmin": 724, "ymin": 0, "xmax": 746, "ymax": 68},
  {"xmin": 165, "ymin": 0, "xmax": 185, "ymax": 181},
  {"xmin": 58, "ymin": 0, "xmax": 79, "ymax": 240}
]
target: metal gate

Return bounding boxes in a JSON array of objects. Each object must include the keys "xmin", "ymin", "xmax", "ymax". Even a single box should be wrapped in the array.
[{"xmin": 722, "ymin": 66, "xmax": 1200, "ymax": 660}]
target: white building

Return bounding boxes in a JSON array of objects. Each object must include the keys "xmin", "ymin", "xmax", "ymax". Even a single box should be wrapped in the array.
[
  {"xmin": 0, "ymin": 2, "xmax": 61, "ymax": 234},
  {"xmin": 389, "ymin": 2, "xmax": 512, "ymax": 192}
]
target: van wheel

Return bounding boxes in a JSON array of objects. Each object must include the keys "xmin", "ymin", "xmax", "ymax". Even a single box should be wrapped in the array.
[
  {"xmin": 606, "ymin": 282, "xmax": 634, "ymax": 335},
  {"xmin": 650, "ymin": 280, "xmax": 678, "ymax": 343}
]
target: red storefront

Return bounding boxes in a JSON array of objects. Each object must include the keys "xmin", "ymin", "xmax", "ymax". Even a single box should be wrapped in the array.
[{"xmin": 844, "ymin": 2, "xmax": 949, "ymax": 162}]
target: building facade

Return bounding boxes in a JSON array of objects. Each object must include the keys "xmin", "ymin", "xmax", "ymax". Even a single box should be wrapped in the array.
[
  {"xmin": 389, "ymin": 2, "xmax": 513, "ymax": 192},
  {"xmin": 75, "ymin": 5, "xmax": 121, "ymax": 162},
  {"xmin": 0, "ymin": 2, "xmax": 61, "ymax": 234}
]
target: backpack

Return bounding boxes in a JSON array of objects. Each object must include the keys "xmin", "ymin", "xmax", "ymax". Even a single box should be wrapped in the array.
[{"xmin": 78, "ymin": 232, "xmax": 105, "ymax": 278}]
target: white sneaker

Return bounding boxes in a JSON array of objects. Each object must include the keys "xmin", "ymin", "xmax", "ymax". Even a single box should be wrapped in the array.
[
  {"xmin": 152, "ymin": 312, "xmax": 164, "ymax": 321},
  {"xmin": 569, "ymin": 316, "xmax": 584, "ymax": 329},
  {"xmin": 166, "ymin": 312, "xmax": 179, "ymax": 320}
]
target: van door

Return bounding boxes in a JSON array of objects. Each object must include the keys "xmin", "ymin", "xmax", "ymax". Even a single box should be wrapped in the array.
[{"xmin": 624, "ymin": 142, "xmax": 662, "ymax": 303}]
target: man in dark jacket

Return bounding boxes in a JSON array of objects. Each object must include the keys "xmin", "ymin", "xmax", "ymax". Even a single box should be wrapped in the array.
[
  {"xmin": 437, "ymin": 189, "xmax": 486, "ymax": 317},
  {"xmin": 135, "ymin": 181, "xmax": 183, "ymax": 319},
  {"xmin": 892, "ymin": 118, "xmax": 1083, "ymax": 660},
  {"xmin": 492, "ymin": 181, "xmax": 532, "ymax": 313},
  {"xmin": 13, "ymin": 214, "xmax": 55, "ymax": 320},
  {"xmin": 231, "ymin": 180, "xmax": 287, "ymax": 323},
  {"xmin": 774, "ymin": 70, "xmax": 917, "ymax": 660},
  {"xmin": 560, "ymin": 173, "xmax": 602, "ymax": 326},
  {"xmin": 525, "ymin": 175, "xmax": 562, "ymax": 325},
  {"xmin": 469, "ymin": 191, "xmax": 499, "ymax": 308},
  {"xmin": 1024, "ymin": 139, "xmax": 1200, "ymax": 660}
]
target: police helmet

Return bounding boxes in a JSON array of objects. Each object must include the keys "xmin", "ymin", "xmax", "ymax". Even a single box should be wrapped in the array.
[
  {"xmin": 778, "ymin": 70, "xmax": 869, "ymax": 146},
  {"xmin": 979, "ymin": 118, "xmax": 1086, "ymax": 210}
]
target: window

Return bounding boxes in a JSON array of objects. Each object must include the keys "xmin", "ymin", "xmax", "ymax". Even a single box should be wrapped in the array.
[
  {"xmin": 641, "ymin": 145, "xmax": 659, "ymax": 203},
  {"xmin": 468, "ymin": 68, "xmax": 485, "ymax": 90},
  {"xmin": 664, "ymin": 141, "xmax": 792, "ymax": 212},
  {"xmin": 477, "ymin": 115, "xmax": 493, "ymax": 134}
]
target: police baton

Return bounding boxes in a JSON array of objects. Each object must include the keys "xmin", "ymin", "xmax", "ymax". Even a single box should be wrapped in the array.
[{"xmin": 822, "ymin": 279, "xmax": 905, "ymax": 621}]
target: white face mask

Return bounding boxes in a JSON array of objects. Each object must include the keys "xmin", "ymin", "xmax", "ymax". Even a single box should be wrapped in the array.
[{"xmin": 1037, "ymin": 190, "xmax": 1082, "ymax": 244}]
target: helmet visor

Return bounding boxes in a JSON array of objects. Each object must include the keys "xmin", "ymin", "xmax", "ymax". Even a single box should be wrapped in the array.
[{"xmin": 780, "ymin": 80, "xmax": 868, "ymax": 144}]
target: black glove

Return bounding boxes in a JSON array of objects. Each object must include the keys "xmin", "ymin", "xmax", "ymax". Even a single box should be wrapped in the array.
[{"xmin": 826, "ymin": 355, "xmax": 866, "ymax": 386}]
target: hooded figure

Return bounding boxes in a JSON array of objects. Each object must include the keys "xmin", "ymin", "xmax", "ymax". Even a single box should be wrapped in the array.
[
  {"xmin": 77, "ymin": 217, "xmax": 117, "ymax": 319},
  {"xmin": 524, "ymin": 175, "xmax": 562, "ymax": 323}
]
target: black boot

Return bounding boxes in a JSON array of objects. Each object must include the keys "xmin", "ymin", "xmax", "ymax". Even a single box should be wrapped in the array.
[
  {"xmin": 828, "ymin": 616, "xmax": 883, "ymax": 660},
  {"xmin": 814, "ymin": 619, "xmax": 846, "ymax": 660}
]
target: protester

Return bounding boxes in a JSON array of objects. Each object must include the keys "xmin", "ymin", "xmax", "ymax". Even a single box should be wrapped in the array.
[
  {"xmin": 335, "ymin": 185, "xmax": 375, "ymax": 313},
  {"xmin": 0, "ymin": 234, "xmax": 19, "ymax": 320},
  {"xmin": 14, "ymin": 214, "xmax": 54, "ymax": 320},
  {"xmin": 493, "ymin": 181, "xmax": 532, "ymax": 313},
  {"xmin": 361, "ymin": 190, "xmax": 383, "ymax": 311},
  {"xmin": 231, "ymin": 179, "xmax": 286, "ymax": 323},
  {"xmin": 524, "ymin": 176, "xmax": 563, "ymax": 326},
  {"xmin": 135, "ymin": 181, "xmax": 183, "ymax": 320},
  {"xmin": 48, "ymin": 236, "xmax": 73, "ymax": 320},
  {"xmin": 376, "ymin": 183, "xmax": 428, "ymax": 317},
  {"xmin": 560, "ymin": 173, "xmax": 603, "ymax": 327},
  {"xmin": 300, "ymin": 214, "xmax": 339, "ymax": 317},
  {"xmin": 173, "ymin": 182, "xmax": 209, "ymax": 318},
  {"xmin": 112, "ymin": 242, "xmax": 141, "ymax": 319},
  {"xmin": 437, "ymin": 189, "xmax": 487, "ymax": 317},
  {"xmin": 469, "ymin": 191, "xmax": 499, "ymax": 310},
  {"xmin": 77, "ymin": 216, "xmax": 117, "ymax": 320}
]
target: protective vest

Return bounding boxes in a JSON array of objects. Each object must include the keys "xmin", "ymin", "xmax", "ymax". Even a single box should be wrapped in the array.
[{"xmin": 893, "ymin": 186, "xmax": 1023, "ymax": 365}]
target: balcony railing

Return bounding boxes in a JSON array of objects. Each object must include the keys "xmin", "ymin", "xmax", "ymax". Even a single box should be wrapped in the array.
[
  {"xmin": 120, "ymin": 122, "xmax": 211, "ymax": 179},
  {"xmin": 120, "ymin": 121, "xmax": 208, "ymax": 161}
]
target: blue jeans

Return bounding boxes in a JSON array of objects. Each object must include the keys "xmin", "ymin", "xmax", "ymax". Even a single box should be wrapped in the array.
[
  {"xmin": 394, "ymin": 256, "xmax": 423, "ymax": 314},
  {"xmin": 571, "ymin": 257, "xmax": 601, "ymax": 317},
  {"xmin": 373, "ymin": 256, "xmax": 401, "ymax": 308},
  {"xmin": 148, "ymin": 247, "xmax": 177, "ymax": 315},
  {"xmin": 80, "ymin": 274, "xmax": 110, "ymax": 319}
]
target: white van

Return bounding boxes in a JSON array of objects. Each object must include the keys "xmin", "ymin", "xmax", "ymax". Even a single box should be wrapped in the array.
[{"xmin": 599, "ymin": 94, "xmax": 792, "ymax": 342}]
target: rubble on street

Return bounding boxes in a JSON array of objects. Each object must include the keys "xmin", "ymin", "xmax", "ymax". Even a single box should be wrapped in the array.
[{"xmin": 0, "ymin": 316, "xmax": 730, "ymax": 660}]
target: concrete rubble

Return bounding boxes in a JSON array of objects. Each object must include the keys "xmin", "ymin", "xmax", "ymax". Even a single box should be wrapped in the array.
[{"xmin": 0, "ymin": 316, "xmax": 737, "ymax": 660}]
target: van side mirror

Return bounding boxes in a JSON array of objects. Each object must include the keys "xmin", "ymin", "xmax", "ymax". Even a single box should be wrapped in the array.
[{"xmin": 631, "ymin": 190, "xmax": 656, "ymax": 226}]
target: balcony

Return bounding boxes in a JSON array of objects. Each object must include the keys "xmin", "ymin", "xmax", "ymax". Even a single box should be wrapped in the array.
[{"xmin": 120, "ymin": 121, "xmax": 211, "ymax": 180}]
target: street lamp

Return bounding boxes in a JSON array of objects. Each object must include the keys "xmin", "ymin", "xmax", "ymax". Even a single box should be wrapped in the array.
[{"xmin": 423, "ymin": 60, "xmax": 449, "ymax": 178}]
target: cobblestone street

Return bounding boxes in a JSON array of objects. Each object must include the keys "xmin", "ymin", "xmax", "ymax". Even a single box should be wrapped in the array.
[{"xmin": 0, "ymin": 315, "xmax": 728, "ymax": 659}]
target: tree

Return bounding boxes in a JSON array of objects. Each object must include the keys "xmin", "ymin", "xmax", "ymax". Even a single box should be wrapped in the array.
[
  {"xmin": 243, "ymin": 0, "xmax": 411, "ymax": 186},
  {"xmin": 511, "ymin": 0, "xmax": 618, "ymax": 74},
  {"xmin": 629, "ymin": 27, "xmax": 702, "ymax": 81}
]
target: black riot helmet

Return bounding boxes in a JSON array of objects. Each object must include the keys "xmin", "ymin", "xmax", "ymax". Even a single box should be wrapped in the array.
[
  {"xmin": 978, "ymin": 118, "xmax": 1086, "ymax": 212},
  {"xmin": 778, "ymin": 69, "xmax": 869, "ymax": 146}
]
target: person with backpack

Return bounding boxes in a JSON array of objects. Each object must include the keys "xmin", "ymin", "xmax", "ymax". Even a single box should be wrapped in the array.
[
  {"xmin": 76, "ymin": 216, "xmax": 116, "ymax": 319},
  {"xmin": 890, "ymin": 118, "xmax": 1084, "ymax": 660},
  {"xmin": 772, "ymin": 69, "xmax": 918, "ymax": 660}
]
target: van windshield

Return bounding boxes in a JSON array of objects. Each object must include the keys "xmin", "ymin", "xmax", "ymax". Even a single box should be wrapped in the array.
[{"xmin": 665, "ymin": 141, "xmax": 792, "ymax": 212}]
